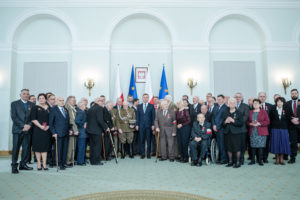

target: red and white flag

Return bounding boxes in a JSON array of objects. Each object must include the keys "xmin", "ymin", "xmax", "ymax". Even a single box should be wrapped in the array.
[
  {"xmin": 144, "ymin": 68, "xmax": 154, "ymax": 104},
  {"xmin": 113, "ymin": 67, "xmax": 124, "ymax": 104}
]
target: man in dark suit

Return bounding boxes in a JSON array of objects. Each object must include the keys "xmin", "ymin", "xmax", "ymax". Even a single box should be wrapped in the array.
[
  {"xmin": 200, "ymin": 105, "xmax": 212, "ymax": 124},
  {"xmin": 136, "ymin": 93, "xmax": 155, "ymax": 159},
  {"xmin": 189, "ymin": 96, "xmax": 202, "ymax": 124},
  {"xmin": 49, "ymin": 97, "xmax": 73, "ymax": 170},
  {"xmin": 86, "ymin": 97, "xmax": 109, "ymax": 165},
  {"xmin": 103, "ymin": 100, "xmax": 115, "ymax": 160},
  {"xmin": 46, "ymin": 94, "xmax": 56, "ymax": 167},
  {"xmin": 258, "ymin": 91, "xmax": 272, "ymax": 163},
  {"xmin": 285, "ymin": 89, "xmax": 300, "ymax": 164},
  {"xmin": 212, "ymin": 94, "xmax": 228, "ymax": 164},
  {"xmin": 132, "ymin": 98, "xmax": 140, "ymax": 155},
  {"xmin": 10, "ymin": 89, "xmax": 35, "ymax": 173},
  {"xmin": 234, "ymin": 92, "xmax": 250, "ymax": 165}
]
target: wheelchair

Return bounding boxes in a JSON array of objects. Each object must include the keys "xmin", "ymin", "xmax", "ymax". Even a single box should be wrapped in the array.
[{"xmin": 189, "ymin": 133, "xmax": 219, "ymax": 165}]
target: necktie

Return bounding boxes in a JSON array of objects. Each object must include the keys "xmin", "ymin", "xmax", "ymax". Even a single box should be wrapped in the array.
[
  {"xmin": 24, "ymin": 102, "xmax": 28, "ymax": 111},
  {"xmin": 61, "ymin": 107, "xmax": 66, "ymax": 118},
  {"xmin": 293, "ymin": 101, "xmax": 297, "ymax": 117},
  {"xmin": 209, "ymin": 107, "xmax": 211, "ymax": 113},
  {"xmin": 237, "ymin": 103, "xmax": 240, "ymax": 109},
  {"xmin": 262, "ymin": 104, "xmax": 265, "ymax": 110}
]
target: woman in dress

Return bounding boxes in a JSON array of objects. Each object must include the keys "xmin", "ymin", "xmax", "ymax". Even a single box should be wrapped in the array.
[
  {"xmin": 269, "ymin": 97, "xmax": 291, "ymax": 165},
  {"xmin": 223, "ymin": 98, "xmax": 244, "ymax": 168},
  {"xmin": 247, "ymin": 99, "xmax": 270, "ymax": 166},
  {"xmin": 31, "ymin": 93, "xmax": 51, "ymax": 170},
  {"xmin": 176, "ymin": 100, "xmax": 191, "ymax": 163}
]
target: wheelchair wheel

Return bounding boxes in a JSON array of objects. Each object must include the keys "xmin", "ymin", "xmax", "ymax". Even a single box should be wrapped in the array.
[
  {"xmin": 210, "ymin": 138, "xmax": 219, "ymax": 164},
  {"xmin": 206, "ymin": 157, "xmax": 210, "ymax": 165}
]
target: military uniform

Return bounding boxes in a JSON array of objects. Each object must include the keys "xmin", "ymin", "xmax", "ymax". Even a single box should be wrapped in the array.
[{"xmin": 115, "ymin": 108, "xmax": 136, "ymax": 158}]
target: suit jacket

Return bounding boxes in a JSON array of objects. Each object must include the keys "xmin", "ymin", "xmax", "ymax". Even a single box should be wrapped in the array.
[
  {"xmin": 75, "ymin": 109, "xmax": 88, "ymax": 139},
  {"xmin": 11, "ymin": 99, "xmax": 34, "ymax": 134},
  {"xmin": 155, "ymin": 109, "xmax": 176, "ymax": 134},
  {"xmin": 49, "ymin": 106, "xmax": 72, "ymax": 137},
  {"xmin": 86, "ymin": 104, "xmax": 108, "ymax": 135},
  {"xmin": 285, "ymin": 99, "xmax": 300, "ymax": 129},
  {"xmin": 189, "ymin": 103, "xmax": 202, "ymax": 123},
  {"xmin": 190, "ymin": 121, "xmax": 211, "ymax": 141},
  {"xmin": 103, "ymin": 107, "xmax": 114, "ymax": 130},
  {"xmin": 222, "ymin": 109, "xmax": 244, "ymax": 134},
  {"xmin": 236, "ymin": 102, "xmax": 250, "ymax": 133},
  {"xmin": 261, "ymin": 102, "xmax": 272, "ymax": 115},
  {"xmin": 136, "ymin": 103, "xmax": 155, "ymax": 128},
  {"xmin": 212, "ymin": 104, "xmax": 228, "ymax": 130},
  {"xmin": 247, "ymin": 109, "xmax": 270, "ymax": 136},
  {"xmin": 269, "ymin": 106, "xmax": 289, "ymax": 130}
]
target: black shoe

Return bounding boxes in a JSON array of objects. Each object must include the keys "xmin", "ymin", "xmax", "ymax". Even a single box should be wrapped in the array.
[
  {"xmin": 198, "ymin": 159, "xmax": 202, "ymax": 166},
  {"xmin": 77, "ymin": 163, "xmax": 86, "ymax": 166},
  {"xmin": 59, "ymin": 166, "xmax": 66, "ymax": 170},
  {"xmin": 263, "ymin": 159, "xmax": 268, "ymax": 163},
  {"xmin": 169, "ymin": 159, "xmax": 174, "ymax": 162},
  {"xmin": 11, "ymin": 164, "xmax": 19, "ymax": 174},
  {"xmin": 65, "ymin": 164, "xmax": 73, "ymax": 168},
  {"xmin": 191, "ymin": 161, "xmax": 198, "ymax": 166},
  {"xmin": 37, "ymin": 167, "xmax": 42, "ymax": 171},
  {"xmin": 19, "ymin": 164, "xmax": 33, "ymax": 170},
  {"xmin": 248, "ymin": 161, "xmax": 255, "ymax": 165},
  {"xmin": 141, "ymin": 155, "xmax": 145, "ymax": 159},
  {"xmin": 159, "ymin": 158, "xmax": 167, "ymax": 161},
  {"xmin": 233, "ymin": 162, "xmax": 241, "ymax": 168},
  {"xmin": 218, "ymin": 161, "xmax": 227, "ymax": 165},
  {"xmin": 288, "ymin": 158, "xmax": 295, "ymax": 164},
  {"xmin": 151, "ymin": 153, "xmax": 156, "ymax": 157},
  {"xmin": 259, "ymin": 160, "xmax": 264, "ymax": 166},
  {"xmin": 147, "ymin": 155, "xmax": 151, "ymax": 159},
  {"xmin": 226, "ymin": 162, "xmax": 233, "ymax": 167},
  {"xmin": 43, "ymin": 167, "xmax": 48, "ymax": 170}
]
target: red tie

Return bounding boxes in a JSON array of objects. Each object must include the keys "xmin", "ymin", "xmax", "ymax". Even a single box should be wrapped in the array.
[
  {"xmin": 261, "ymin": 104, "xmax": 265, "ymax": 110},
  {"xmin": 293, "ymin": 101, "xmax": 297, "ymax": 117}
]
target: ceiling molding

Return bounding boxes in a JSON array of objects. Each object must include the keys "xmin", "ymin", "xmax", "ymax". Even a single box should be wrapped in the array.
[{"xmin": 0, "ymin": 0, "xmax": 300, "ymax": 9}]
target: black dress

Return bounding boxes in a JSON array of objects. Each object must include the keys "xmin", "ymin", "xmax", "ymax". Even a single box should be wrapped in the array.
[{"xmin": 31, "ymin": 105, "xmax": 51, "ymax": 152}]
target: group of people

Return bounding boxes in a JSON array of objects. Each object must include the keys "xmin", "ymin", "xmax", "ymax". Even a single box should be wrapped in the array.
[{"xmin": 10, "ymin": 88, "xmax": 300, "ymax": 173}]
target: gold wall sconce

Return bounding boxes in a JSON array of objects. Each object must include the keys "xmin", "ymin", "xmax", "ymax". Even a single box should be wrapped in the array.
[
  {"xmin": 84, "ymin": 78, "xmax": 95, "ymax": 96},
  {"xmin": 281, "ymin": 78, "xmax": 292, "ymax": 95},
  {"xmin": 187, "ymin": 78, "xmax": 197, "ymax": 95}
]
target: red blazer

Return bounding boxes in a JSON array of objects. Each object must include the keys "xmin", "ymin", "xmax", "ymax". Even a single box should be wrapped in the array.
[{"xmin": 247, "ymin": 109, "xmax": 270, "ymax": 136}]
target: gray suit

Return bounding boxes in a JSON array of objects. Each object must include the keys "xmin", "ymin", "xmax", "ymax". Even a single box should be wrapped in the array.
[
  {"xmin": 155, "ymin": 109, "xmax": 177, "ymax": 159},
  {"xmin": 236, "ymin": 102, "xmax": 250, "ymax": 162},
  {"xmin": 11, "ymin": 99, "xmax": 34, "ymax": 167}
]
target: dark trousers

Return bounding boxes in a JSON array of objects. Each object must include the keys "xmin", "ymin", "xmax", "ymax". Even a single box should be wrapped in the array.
[
  {"xmin": 263, "ymin": 134, "xmax": 270, "ymax": 161},
  {"xmin": 77, "ymin": 138, "xmax": 87, "ymax": 164},
  {"xmin": 133, "ymin": 131, "xmax": 140, "ymax": 155},
  {"xmin": 177, "ymin": 125, "xmax": 191, "ymax": 160},
  {"xmin": 190, "ymin": 139, "xmax": 209, "ymax": 161},
  {"xmin": 139, "ymin": 127, "xmax": 152, "ymax": 157},
  {"xmin": 289, "ymin": 127, "xmax": 300, "ymax": 159},
  {"xmin": 47, "ymin": 137, "xmax": 56, "ymax": 165},
  {"xmin": 240, "ymin": 132, "xmax": 247, "ymax": 162},
  {"xmin": 151, "ymin": 132, "xmax": 156, "ymax": 155},
  {"xmin": 89, "ymin": 134, "xmax": 102, "ymax": 164},
  {"xmin": 104, "ymin": 133, "xmax": 111, "ymax": 158},
  {"xmin": 216, "ymin": 128, "xmax": 227, "ymax": 162},
  {"xmin": 11, "ymin": 132, "xmax": 30, "ymax": 166},
  {"xmin": 56, "ymin": 135, "xmax": 68, "ymax": 167}
]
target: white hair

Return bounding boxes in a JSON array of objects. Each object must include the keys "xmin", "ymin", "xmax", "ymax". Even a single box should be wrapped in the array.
[
  {"xmin": 77, "ymin": 100, "xmax": 85, "ymax": 108},
  {"xmin": 228, "ymin": 98, "xmax": 237, "ymax": 104},
  {"xmin": 165, "ymin": 95, "xmax": 172, "ymax": 101}
]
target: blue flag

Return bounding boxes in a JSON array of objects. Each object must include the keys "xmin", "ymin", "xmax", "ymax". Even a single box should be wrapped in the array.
[
  {"xmin": 159, "ymin": 66, "xmax": 168, "ymax": 99},
  {"xmin": 128, "ymin": 66, "xmax": 138, "ymax": 98}
]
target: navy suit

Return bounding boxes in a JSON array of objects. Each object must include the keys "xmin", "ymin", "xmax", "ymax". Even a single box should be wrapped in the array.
[
  {"xmin": 136, "ymin": 103, "xmax": 155, "ymax": 157},
  {"xmin": 49, "ymin": 106, "xmax": 72, "ymax": 167},
  {"xmin": 212, "ymin": 104, "xmax": 229, "ymax": 162}
]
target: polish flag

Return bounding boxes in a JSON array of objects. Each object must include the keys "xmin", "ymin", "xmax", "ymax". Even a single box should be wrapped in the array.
[
  {"xmin": 144, "ymin": 67, "xmax": 154, "ymax": 104},
  {"xmin": 113, "ymin": 67, "xmax": 124, "ymax": 105}
]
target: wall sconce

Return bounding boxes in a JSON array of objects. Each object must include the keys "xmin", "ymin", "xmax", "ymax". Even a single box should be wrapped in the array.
[
  {"xmin": 84, "ymin": 78, "xmax": 95, "ymax": 96},
  {"xmin": 187, "ymin": 78, "xmax": 197, "ymax": 95},
  {"xmin": 281, "ymin": 78, "xmax": 292, "ymax": 95}
]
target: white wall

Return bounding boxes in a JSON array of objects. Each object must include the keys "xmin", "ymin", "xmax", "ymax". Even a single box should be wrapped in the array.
[{"xmin": 0, "ymin": 0, "xmax": 300, "ymax": 150}]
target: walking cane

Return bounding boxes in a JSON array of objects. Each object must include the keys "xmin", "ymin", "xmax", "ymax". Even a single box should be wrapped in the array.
[
  {"xmin": 155, "ymin": 131, "xmax": 160, "ymax": 163},
  {"xmin": 109, "ymin": 131, "xmax": 118, "ymax": 164},
  {"xmin": 55, "ymin": 137, "xmax": 58, "ymax": 172},
  {"xmin": 72, "ymin": 135, "xmax": 75, "ymax": 166},
  {"xmin": 102, "ymin": 133, "xmax": 106, "ymax": 162}
]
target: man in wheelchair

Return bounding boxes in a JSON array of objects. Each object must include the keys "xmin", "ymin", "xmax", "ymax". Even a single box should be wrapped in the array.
[{"xmin": 189, "ymin": 113, "xmax": 212, "ymax": 166}]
